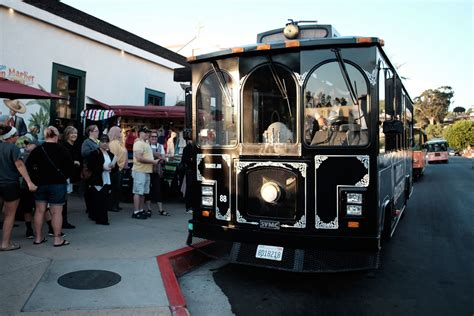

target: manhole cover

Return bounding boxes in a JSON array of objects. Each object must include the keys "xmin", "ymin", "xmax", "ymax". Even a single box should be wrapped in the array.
[{"xmin": 57, "ymin": 270, "xmax": 121, "ymax": 290}]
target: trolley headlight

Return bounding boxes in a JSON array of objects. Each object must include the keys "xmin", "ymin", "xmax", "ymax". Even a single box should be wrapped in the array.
[
  {"xmin": 201, "ymin": 184, "xmax": 214, "ymax": 208},
  {"xmin": 201, "ymin": 186, "xmax": 213, "ymax": 196},
  {"xmin": 260, "ymin": 182, "xmax": 280, "ymax": 204},
  {"xmin": 346, "ymin": 204, "xmax": 363, "ymax": 216},
  {"xmin": 201, "ymin": 196, "xmax": 213, "ymax": 207},
  {"xmin": 347, "ymin": 193, "xmax": 363, "ymax": 204},
  {"xmin": 340, "ymin": 189, "xmax": 365, "ymax": 217}
]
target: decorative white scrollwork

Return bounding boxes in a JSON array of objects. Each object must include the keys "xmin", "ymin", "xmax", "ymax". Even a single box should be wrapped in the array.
[
  {"xmin": 236, "ymin": 161, "xmax": 292, "ymax": 173},
  {"xmin": 286, "ymin": 162, "xmax": 307, "ymax": 178},
  {"xmin": 315, "ymin": 215, "xmax": 338, "ymax": 229},
  {"xmin": 236, "ymin": 210, "xmax": 258, "ymax": 225},
  {"xmin": 364, "ymin": 69, "xmax": 377, "ymax": 86},
  {"xmin": 196, "ymin": 154, "xmax": 205, "ymax": 181},
  {"xmin": 356, "ymin": 155, "xmax": 370, "ymax": 186},
  {"xmin": 221, "ymin": 154, "xmax": 231, "ymax": 167},
  {"xmin": 281, "ymin": 214, "xmax": 306, "ymax": 228},
  {"xmin": 314, "ymin": 155, "xmax": 328, "ymax": 169},
  {"xmin": 295, "ymin": 71, "xmax": 308, "ymax": 86},
  {"xmin": 357, "ymin": 155, "xmax": 369, "ymax": 170},
  {"xmin": 216, "ymin": 207, "xmax": 231, "ymax": 221},
  {"xmin": 356, "ymin": 174, "xmax": 370, "ymax": 187}
]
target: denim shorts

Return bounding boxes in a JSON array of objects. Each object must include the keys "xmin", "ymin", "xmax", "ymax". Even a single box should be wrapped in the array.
[
  {"xmin": 34, "ymin": 183, "xmax": 67, "ymax": 206},
  {"xmin": 132, "ymin": 171, "xmax": 150, "ymax": 195}
]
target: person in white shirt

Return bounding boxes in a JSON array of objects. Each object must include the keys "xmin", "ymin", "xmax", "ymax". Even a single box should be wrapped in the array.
[{"xmin": 87, "ymin": 135, "xmax": 116, "ymax": 225}]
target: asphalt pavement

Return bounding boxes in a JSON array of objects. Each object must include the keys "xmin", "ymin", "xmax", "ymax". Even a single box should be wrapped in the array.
[{"xmin": 0, "ymin": 193, "xmax": 192, "ymax": 316}]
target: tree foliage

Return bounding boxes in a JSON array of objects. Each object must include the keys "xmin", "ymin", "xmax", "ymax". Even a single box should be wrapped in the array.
[
  {"xmin": 425, "ymin": 124, "xmax": 445, "ymax": 140},
  {"xmin": 443, "ymin": 120, "xmax": 474, "ymax": 150},
  {"xmin": 414, "ymin": 86, "xmax": 454, "ymax": 126}
]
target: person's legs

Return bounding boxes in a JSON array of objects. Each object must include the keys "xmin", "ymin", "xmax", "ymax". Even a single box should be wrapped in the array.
[
  {"xmin": 49, "ymin": 204, "xmax": 67, "ymax": 245},
  {"xmin": 1, "ymin": 199, "xmax": 20, "ymax": 249},
  {"xmin": 24, "ymin": 211, "xmax": 33, "ymax": 238},
  {"xmin": 110, "ymin": 171, "xmax": 121, "ymax": 211},
  {"xmin": 139, "ymin": 194, "xmax": 145, "ymax": 210},
  {"xmin": 33, "ymin": 202, "xmax": 47, "ymax": 243},
  {"xmin": 132, "ymin": 171, "xmax": 148, "ymax": 219},
  {"xmin": 95, "ymin": 186, "xmax": 110, "ymax": 225},
  {"xmin": 185, "ymin": 168, "xmax": 193, "ymax": 213},
  {"xmin": 62, "ymin": 199, "xmax": 75, "ymax": 228}
]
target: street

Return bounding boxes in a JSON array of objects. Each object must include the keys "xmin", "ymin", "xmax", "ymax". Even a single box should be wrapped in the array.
[{"xmin": 180, "ymin": 156, "xmax": 474, "ymax": 316}]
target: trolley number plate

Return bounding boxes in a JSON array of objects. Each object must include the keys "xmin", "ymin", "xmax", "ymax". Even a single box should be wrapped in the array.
[{"xmin": 255, "ymin": 245, "xmax": 283, "ymax": 261}]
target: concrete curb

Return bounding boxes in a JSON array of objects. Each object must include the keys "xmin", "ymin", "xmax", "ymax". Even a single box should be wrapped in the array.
[{"xmin": 156, "ymin": 240, "xmax": 214, "ymax": 316}]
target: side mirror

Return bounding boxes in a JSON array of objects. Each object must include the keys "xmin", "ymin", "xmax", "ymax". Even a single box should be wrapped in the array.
[{"xmin": 383, "ymin": 120, "xmax": 403, "ymax": 134}]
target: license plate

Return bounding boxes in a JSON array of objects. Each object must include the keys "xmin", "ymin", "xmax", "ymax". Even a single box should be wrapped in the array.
[
  {"xmin": 435, "ymin": 153, "xmax": 440, "ymax": 156},
  {"xmin": 255, "ymin": 245, "xmax": 283, "ymax": 261}
]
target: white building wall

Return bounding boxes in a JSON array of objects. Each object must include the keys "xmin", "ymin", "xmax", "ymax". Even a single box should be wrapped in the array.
[{"xmin": 0, "ymin": 1, "xmax": 185, "ymax": 126}]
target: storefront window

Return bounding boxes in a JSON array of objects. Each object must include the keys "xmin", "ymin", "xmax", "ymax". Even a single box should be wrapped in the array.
[
  {"xmin": 55, "ymin": 72, "xmax": 79, "ymax": 120},
  {"xmin": 196, "ymin": 71, "xmax": 237, "ymax": 146}
]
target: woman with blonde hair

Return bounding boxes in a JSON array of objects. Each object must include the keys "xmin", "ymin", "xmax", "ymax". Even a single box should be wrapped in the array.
[
  {"xmin": 108, "ymin": 126, "xmax": 127, "ymax": 212},
  {"xmin": 26, "ymin": 126, "xmax": 73, "ymax": 247},
  {"xmin": 60, "ymin": 126, "xmax": 81, "ymax": 229}
]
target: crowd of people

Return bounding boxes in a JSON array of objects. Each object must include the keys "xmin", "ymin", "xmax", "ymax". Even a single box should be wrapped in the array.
[{"xmin": 0, "ymin": 123, "xmax": 193, "ymax": 251}]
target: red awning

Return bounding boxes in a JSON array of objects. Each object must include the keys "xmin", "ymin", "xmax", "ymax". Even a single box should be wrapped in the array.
[
  {"xmin": 0, "ymin": 78, "xmax": 65, "ymax": 99},
  {"xmin": 87, "ymin": 97, "xmax": 185, "ymax": 119}
]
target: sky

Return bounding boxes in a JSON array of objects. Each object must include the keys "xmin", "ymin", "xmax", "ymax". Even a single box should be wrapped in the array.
[{"xmin": 63, "ymin": 0, "xmax": 474, "ymax": 110}]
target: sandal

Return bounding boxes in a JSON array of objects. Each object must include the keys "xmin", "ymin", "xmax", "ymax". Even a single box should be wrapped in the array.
[
  {"xmin": 53, "ymin": 240, "xmax": 70, "ymax": 247},
  {"xmin": 33, "ymin": 238, "xmax": 48, "ymax": 245},
  {"xmin": 0, "ymin": 243, "xmax": 21, "ymax": 251},
  {"xmin": 159, "ymin": 210, "xmax": 170, "ymax": 216}
]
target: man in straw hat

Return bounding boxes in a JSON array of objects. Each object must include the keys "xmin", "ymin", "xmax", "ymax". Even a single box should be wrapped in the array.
[{"xmin": 1, "ymin": 99, "xmax": 28, "ymax": 136}]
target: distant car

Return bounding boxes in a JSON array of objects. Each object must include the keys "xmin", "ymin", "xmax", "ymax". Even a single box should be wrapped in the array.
[{"xmin": 448, "ymin": 148, "xmax": 456, "ymax": 156}]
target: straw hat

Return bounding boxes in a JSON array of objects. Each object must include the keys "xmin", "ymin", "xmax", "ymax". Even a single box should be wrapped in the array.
[{"xmin": 3, "ymin": 99, "xmax": 26, "ymax": 114}]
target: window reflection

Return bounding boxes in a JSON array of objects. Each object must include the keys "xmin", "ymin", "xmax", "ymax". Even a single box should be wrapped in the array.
[
  {"xmin": 304, "ymin": 61, "xmax": 369, "ymax": 146},
  {"xmin": 196, "ymin": 71, "xmax": 237, "ymax": 146}
]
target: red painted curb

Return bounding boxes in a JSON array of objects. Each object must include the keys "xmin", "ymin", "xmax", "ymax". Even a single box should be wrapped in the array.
[{"xmin": 156, "ymin": 240, "xmax": 214, "ymax": 316}]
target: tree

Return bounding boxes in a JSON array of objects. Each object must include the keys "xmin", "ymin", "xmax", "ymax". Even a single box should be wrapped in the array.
[
  {"xmin": 425, "ymin": 124, "xmax": 444, "ymax": 140},
  {"xmin": 453, "ymin": 106, "xmax": 466, "ymax": 113},
  {"xmin": 443, "ymin": 120, "xmax": 474, "ymax": 151},
  {"xmin": 414, "ymin": 86, "xmax": 454, "ymax": 126}
]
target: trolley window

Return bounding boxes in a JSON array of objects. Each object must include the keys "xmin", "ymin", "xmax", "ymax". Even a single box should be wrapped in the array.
[
  {"xmin": 196, "ymin": 71, "xmax": 237, "ymax": 146},
  {"xmin": 304, "ymin": 60, "xmax": 369, "ymax": 146},
  {"xmin": 242, "ymin": 63, "xmax": 297, "ymax": 145}
]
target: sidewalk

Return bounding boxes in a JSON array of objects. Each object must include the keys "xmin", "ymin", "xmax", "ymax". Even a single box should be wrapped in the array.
[{"xmin": 0, "ymin": 194, "xmax": 192, "ymax": 315}]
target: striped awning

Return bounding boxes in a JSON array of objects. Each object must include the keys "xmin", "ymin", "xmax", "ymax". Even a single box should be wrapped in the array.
[{"xmin": 81, "ymin": 109, "xmax": 115, "ymax": 121}]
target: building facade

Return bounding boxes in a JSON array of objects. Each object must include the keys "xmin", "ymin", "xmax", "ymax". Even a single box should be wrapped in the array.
[{"xmin": 0, "ymin": 0, "xmax": 188, "ymax": 134}]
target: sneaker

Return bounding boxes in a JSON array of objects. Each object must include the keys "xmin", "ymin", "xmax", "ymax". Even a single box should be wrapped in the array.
[
  {"xmin": 26, "ymin": 229, "xmax": 34, "ymax": 239},
  {"xmin": 145, "ymin": 210, "xmax": 152, "ymax": 217},
  {"xmin": 48, "ymin": 232, "xmax": 66, "ymax": 237},
  {"xmin": 131, "ymin": 211, "xmax": 148, "ymax": 220},
  {"xmin": 185, "ymin": 209, "xmax": 193, "ymax": 214}
]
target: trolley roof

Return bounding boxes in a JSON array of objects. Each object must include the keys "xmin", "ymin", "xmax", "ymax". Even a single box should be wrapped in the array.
[{"xmin": 186, "ymin": 36, "xmax": 383, "ymax": 63}]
